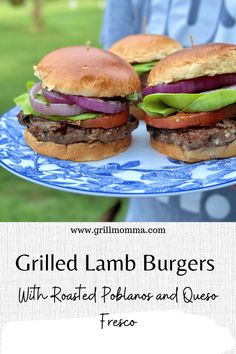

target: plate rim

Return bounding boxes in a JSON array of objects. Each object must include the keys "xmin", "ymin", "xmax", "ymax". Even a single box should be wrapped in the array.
[{"xmin": 1, "ymin": 159, "xmax": 236, "ymax": 198}]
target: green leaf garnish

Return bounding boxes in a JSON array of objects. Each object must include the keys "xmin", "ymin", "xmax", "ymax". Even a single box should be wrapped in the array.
[
  {"xmin": 133, "ymin": 61, "xmax": 158, "ymax": 75},
  {"xmin": 126, "ymin": 92, "xmax": 142, "ymax": 101},
  {"xmin": 141, "ymin": 89, "xmax": 236, "ymax": 117},
  {"xmin": 46, "ymin": 112, "xmax": 101, "ymax": 121}
]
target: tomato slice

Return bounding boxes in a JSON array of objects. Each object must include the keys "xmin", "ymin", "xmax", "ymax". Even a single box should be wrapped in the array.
[
  {"xmin": 144, "ymin": 103, "xmax": 236, "ymax": 129},
  {"xmin": 77, "ymin": 109, "xmax": 129, "ymax": 129}
]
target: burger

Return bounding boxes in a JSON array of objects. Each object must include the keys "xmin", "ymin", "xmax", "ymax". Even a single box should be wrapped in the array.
[
  {"xmin": 140, "ymin": 43, "xmax": 236, "ymax": 162},
  {"xmin": 109, "ymin": 34, "xmax": 182, "ymax": 119},
  {"xmin": 15, "ymin": 46, "xmax": 141, "ymax": 162}
]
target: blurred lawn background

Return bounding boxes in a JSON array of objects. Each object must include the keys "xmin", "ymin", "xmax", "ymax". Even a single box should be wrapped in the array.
[{"xmin": 0, "ymin": 0, "xmax": 128, "ymax": 221}]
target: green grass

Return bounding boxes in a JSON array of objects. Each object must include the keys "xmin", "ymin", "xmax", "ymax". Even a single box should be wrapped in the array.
[
  {"xmin": 0, "ymin": 1, "xmax": 128, "ymax": 221},
  {"xmin": 0, "ymin": 0, "xmax": 104, "ymax": 114}
]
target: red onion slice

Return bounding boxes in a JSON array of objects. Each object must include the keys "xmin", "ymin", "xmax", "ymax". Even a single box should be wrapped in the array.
[
  {"xmin": 70, "ymin": 96, "xmax": 127, "ymax": 114},
  {"xmin": 30, "ymin": 83, "xmax": 86, "ymax": 116},
  {"xmin": 39, "ymin": 84, "xmax": 127, "ymax": 114},
  {"xmin": 144, "ymin": 73, "xmax": 236, "ymax": 96},
  {"xmin": 42, "ymin": 89, "xmax": 69, "ymax": 104}
]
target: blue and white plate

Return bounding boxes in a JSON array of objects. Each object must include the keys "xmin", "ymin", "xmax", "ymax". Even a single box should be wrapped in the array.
[{"xmin": 1, "ymin": 107, "xmax": 236, "ymax": 197}]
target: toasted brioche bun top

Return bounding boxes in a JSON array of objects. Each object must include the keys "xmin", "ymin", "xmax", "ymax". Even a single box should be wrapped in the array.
[
  {"xmin": 34, "ymin": 46, "xmax": 141, "ymax": 97},
  {"xmin": 148, "ymin": 43, "xmax": 236, "ymax": 85},
  {"xmin": 109, "ymin": 34, "xmax": 182, "ymax": 64}
]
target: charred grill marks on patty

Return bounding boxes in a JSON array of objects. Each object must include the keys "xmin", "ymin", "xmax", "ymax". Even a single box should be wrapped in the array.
[
  {"xmin": 18, "ymin": 112, "xmax": 138, "ymax": 145},
  {"xmin": 148, "ymin": 119, "xmax": 236, "ymax": 151}
]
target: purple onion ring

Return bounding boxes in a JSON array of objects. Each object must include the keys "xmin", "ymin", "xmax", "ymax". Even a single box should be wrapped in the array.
[{"xmin": 144, "ymin": 73, "xmax": 236, "ymax": 96}]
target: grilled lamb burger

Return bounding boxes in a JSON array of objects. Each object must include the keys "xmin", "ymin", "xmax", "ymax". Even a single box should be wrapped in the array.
[
  {"xmin": 109, "ymin": 34, "xmax": 182, "ymax": 119},
  {"xmin": 140, "ymin": 43, "xmax": 236, "ymax": 162},
  {"xmin": 15, "ymin": 46, "xmax": 141, "ymax": 162}
]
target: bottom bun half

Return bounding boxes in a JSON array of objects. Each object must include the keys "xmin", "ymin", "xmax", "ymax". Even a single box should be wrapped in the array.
[
  {"xmin": 25, "ymin": 130, "xmax": 131, "ymax": 162},
  {"xmin": 150, "ymin": 137, "xmax": 236, "ymax": 163}
]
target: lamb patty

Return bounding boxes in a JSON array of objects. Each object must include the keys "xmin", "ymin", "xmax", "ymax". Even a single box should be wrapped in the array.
[
  {"xmin": 18, "ymin": 112, "xmax": 138, "ymax": 144},
  {"xmin": 148, "ymin": 119, "xmax": 236, "ymax": 150}
]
